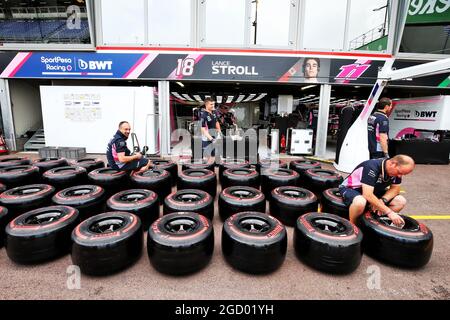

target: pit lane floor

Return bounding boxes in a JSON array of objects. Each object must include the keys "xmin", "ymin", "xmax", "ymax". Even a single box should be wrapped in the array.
[{"xmin": 0, "ymin": 153, "xmax": 449, "ymax": 300}]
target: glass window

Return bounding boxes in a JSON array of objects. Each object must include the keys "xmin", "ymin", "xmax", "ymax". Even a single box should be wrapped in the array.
[
  {"xmin": 251, "ymin": 0, "xmax": 291, "ymax": 47},
  {"xmin": 0, "ymin": 0, "xmax": 91, "ymax": 44},
  {"xmin": 101, "ymin": 0, "xmax": 145, "ymax": 45},
  {"xmin": 303, "ymin": 0, "xmax": 347, "ymax": 50},
  {"xmin": 148, "ymin": 0, "xmax": 191, "ymax": 46},
  {"xmin": 400, "ymin": 25, "xmax": 450, "ymax": 54},
  {"xmin": 203, "ymin": 0, "xmax": 246, "ymax": 46}
]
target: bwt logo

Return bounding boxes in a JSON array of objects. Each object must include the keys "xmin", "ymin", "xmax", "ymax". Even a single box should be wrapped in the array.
[
  {"xmin": 415, "ymin": 110, "xmax": 437, "ymax": 118},
  {"xmin": 78, "ymin": 59, "xmax": 113, "ymax": 70}
]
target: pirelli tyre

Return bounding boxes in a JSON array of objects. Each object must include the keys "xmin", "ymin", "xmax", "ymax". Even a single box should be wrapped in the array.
[
  {"xmin": 0, "ymin": 206, "xmax": 9, "ymax": 247},
  {"xmin": 289, "ymin": 159, "xmax": 321, "ymax": 179},
  {"xmin": 71, "ymin": 212, "xmax": 143, "ymax": 276},
  {"xmin": 0, "ymin": 157, "xmax": 31, "ymax": 169},
  {"xmin": 218, "ymin": 187, "xmax": 266, "ymax": 221},
  {"xmin": 358, "ymin": 211, "xmax": 433, "ymax": 268},
  {"xmin": 130, "ymin": 169, "xmax": 172, "ymax": 202},
  {"xmin": 72, "ymin": 158, "xmax": 105, "ymax": 173},
  {"xmin": 52, "ymin": 185, "xmax": 106, "ymax": 221},
  {"xmin": 88, "ymin": 168, "xmax": 129, "ymax": 197},
  {"xmin": 178, "ymin": 169, "xmax": 217, "ymax": 197},
  {"xmin": 148, "ymin": 158, "xmax": 178, "ymax": 186},
  {"xmin": 270, "ymin": 186, "xmax": 318, "ymax": 227},
  {"xmin": 0, "ymin": 184, "xmax": 55, "ymax": 221},
  {"xmin": 182, "ymin": 159, "xmax": 215, "ymax": 172},
  {"xmin": 32, "ymin": 158, "xmax": 68, "ymax": 175},
  {"xmin": 304, "ymin": 169, "xmax": 343, "ymax": 195},
  {"xmin": 219, "ymin": 159, "xmax": 249, "ymax": 182},
  {"xmin": 164, "ymin": 189, "xmax": 214, "ymax": 221},
  {"xmin": 294, "ymin": 212, "xmax": 363, "ymax": 274},
  {"xmin": 43, "ymin": 166, "xmax": 87, "ymax": 191},
  {"xmin": 147, "ymin": 212, "xmax": 214, "ymax": 275},
  {"xmin": 221, "ymin": 168, "xmax": 260, "ymax": 189},
  {"xmin": 321, "ymin": 188, "xmax": 349, "ymax": 219},
  {"xmin": 0, "ymin": 182, "xmax": 6, "ymax": 193},
  {"xmin": 222, "ymin": 211, "xmax": 287, "ymax": 274},
  {"xmin": 5, "ymin": 206, "xmax": 79, "ymax": 264},
  {"xmin": 257, "ymin": 159, "xmax": 288, "ymax": 174},
  {"xmin": 261, "ymin": 168, "xmax": 299, "ymax": 199},
  {"xmin": 0, "ymin": 165, "xmax": 40, "ymax": 188},
  {"xmin": 107, "ymin": 189, "xmax": 159, "ymax": 230}
]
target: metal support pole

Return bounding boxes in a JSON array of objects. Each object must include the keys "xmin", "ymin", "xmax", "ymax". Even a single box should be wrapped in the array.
[
  {"xmin": 158, "ymin": 81, "xmax": 171, "ymax": 156},
  {"xmin": 0, "ymin": 79, "xmax": 16, "ymax": 151},
  {"xmin": 314, "ymin": 84, "xmax": 331, "ymax": 158}
]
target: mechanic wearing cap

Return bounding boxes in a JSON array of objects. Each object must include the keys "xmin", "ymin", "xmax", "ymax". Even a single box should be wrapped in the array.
[
  {"xmin": 106, "ymin": 121, "xmax": 152, "ymax": 172},
  {"xmin": 216, "ymin": 104, "xmax": 237, "ymax": 134},
  {"xmin": 339, "ymin": 154, "xmax": 415, "ymax": 227},
  {"xmin": 200, "ymin": 98, "xmax": 221, "ymax": 160},
  {"xmin": 368, "ymin": 97, "xmax": 393, "ymax": 159}
]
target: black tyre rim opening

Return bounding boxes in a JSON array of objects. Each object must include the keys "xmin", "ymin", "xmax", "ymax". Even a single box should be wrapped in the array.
[
  {"xmin": 377, "ymin": 215, "xmax": 419, "ymax": 231},
  {"xmin": 54, "ymin": 168, "xmax": 76, "ymax": 174},
  {"xmin": 281, "ymin": 189, "xmax": 307, "ymax": 198},
  {"xmin": 37, "ymin": 158, "xmax": 59, "ymax": 162},
  {"xmin": 311, "ymin": 217, "xmax": 347, "ymax": 234},
  {"xmin": 89, "ymin": 217, "xmax": 127, "ymax": 234},
  {"xmin": 140, "ymin": 170, "xmax": 161, "ymax": 177},
  {"xmin": 24, "ymin": 211, "xmax": 64, "ymax": 225},
  {"xmin": 230, "ymin": 189, "xmax": 257, "ymax": 199},
  {"xmin": 188, "ymin": 171, "xmax": 207, "ymax": 177},
  {"xmin": 175, "ymin": 193, "xmax": 203, "ymax": 203},
  {"xmin": 231, "ymin": 169, "xmax": 252, "ymax": 175},
  {"xmin": 332, "ymin": 190, "xmax": 342, "ymax": 197},
  {"xmin": 274, "ymin": 170, "xmax": 291, "ymax": 176},
  {"xmin": 65, "ymin": 188, "xmax": 94, "ymax": 197},
  {"xmin": 4, "ymin": 166, "xmax": 29, "ymax": 172},
  {"xmin": 164, "ymin": 217, "xmax": 198, "ymax": 234},
  {"xmin": 313, "ymin": 170, "xmax": 335, "ymax": 177},
  {"xmin": 119, "ymin": 192, "xmax": 147, "ymax": 202},
  {"xmin": 99, "ymin": 169, "xmax": 119, "ymax": 175},
  {"xmin": 239, "ymin": 217, "xmax": 271, "ymax": 233},
  {"xmin": 78, "ymin": 159, "xmax": 96, "ymax": 164},
  {"xmin": 11, "ymin": 187, "xmax": 44, "ymax": 196}
]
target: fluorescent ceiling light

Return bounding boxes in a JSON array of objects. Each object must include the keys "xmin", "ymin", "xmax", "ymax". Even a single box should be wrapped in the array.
[
  {"xmin": 301, "ymin": 85, "xmax": 317, "ymax": 91},
  {"xmin": 176, "ymin": 82, "xmax": 184, "ymax": 88}
]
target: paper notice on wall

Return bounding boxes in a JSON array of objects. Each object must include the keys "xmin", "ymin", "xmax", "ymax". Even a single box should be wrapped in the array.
[{"xmin": 63, "ymin": 93, "xmax": 102, "ymax": 122}]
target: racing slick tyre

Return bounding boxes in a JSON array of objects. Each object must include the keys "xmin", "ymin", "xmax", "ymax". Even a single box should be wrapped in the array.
[
  {"xmin": 178, "ymin": 169, "xmax": 217, "ymax": 197},
  {"xmin": 130, "ymin": 169, "xmax": 172, "ymax": 203},
  {"xmin": 0, "ymin": 206, "xmax": 9, "ymax": 247},
  {"xmin": 257, "ymin": 159, "xmax": 288, "ymax": 174},
  {"xmin": 260, "ymin": 168, "xmax": 299, "ymax": 199},
  {"xmin": 32, "ymin": 158, "xmax": 68, "ymax": 175},
  {"xmin": 71, "ymin": 212, "xmax": 143, "ymax": 276},
  {"xmin": 0, "ymin": 182, "xmax": 6, "ymax": 193},
  {"xmin": 182, "ymin": 159, "xmax": 215, "ymax": 172},
  {"xmin": 219, "ymin": 159, "xmax": 249, "ymax": 182},
  {"xmin": 107, "ymin": 189, "xmax": 159, "ymax": 230},
  {"xmin": 43, "ymin": 166, "xmax": 87, "ymax": 191},
  {"xmin": 5, "ymin": 206, "xmax": 79, "ymax": 264},
  {"xmin": 0, "ymin": 184, "xmax": 55, "ymax": 221},
  {"xmin": 52, "ymin": 185, "xmax": 106, "ymax": 221},
  {"xmin": 294, "ymin": 212, "xmax": 363, "ymax": 274},
  {"xmin": 164, "ymin": 189, "xmax": 214, "ymax": 221},
  {"xmin": 321, "ymin": 188, "xmax": 349, "ymax": 219},
  {"xmin": 221, "ymin": 168, "xmax": 260, "ymax": 189},
  {"xmin": 218, "ymin": 187, "xmax": 266, "ymax": 221},
  {"xmin": 270, "ymin": 186, "xmax": 318, "ymax": 227},
  {"xmin": 304, "ymin": 169, "xmax": 343, "ymax": 196},
  {"xmin": 72, "ymin": 158, "xmax": 105, "ymax": 173},
  {"xmin": 289, "ymin": 159, "xmax": 321, "ymax": 179},
  {"xmin": 222, "ymin": 211, "xmax": 287, "ymax": 274},
  {"xmin": 88, "ymin": 168, "xmax": 129, "ymax": 197},
  {"xmin": 0, "ymin": 165, "xmax": 40, "ymax": 188},
  {"xmin": 147, "ymin": 212, "xmax": 214, "ymax": 275},
  {"xmin": 358, "ymin": 211, "xmax": 433, "ymax": 268},
  {"xmin": 147, "ymin": 158, "xmax": 178, "ymax": 186},
  {"xmin": 0, "ymin": 157, "xmax": 31, "ymax": 169}
]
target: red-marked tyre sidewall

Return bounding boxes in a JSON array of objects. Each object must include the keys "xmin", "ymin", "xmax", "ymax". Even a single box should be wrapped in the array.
[
  {"xmin": 0, "ymin": 206, "xmax": 9, "ymax": 247},
  {"xmin": 321, "ymin": 188, "xmax": 349, "ymax": 219},
  {"xmin": 221, "ymin": 168, "xmax": 260, "ymax": 189},
  {"xmin": 5, "ymin": 206, "xmax": 79, "ymax": 264},
  {"xmin": 163, "ymin": 189, "xmax": 214, "ymax": 221},
  {"xmin": 261, "ymin": 169, "xmax": 299, "ymax": 199},
  {"xmin": 33, "ymin": 158, "xmax": 68, "ymax": 174},
  {"xmin": 218, "ymin": 186, "xmax": 266, "ymax": 221},
  {"xmin": 177, "ymin": 169, "xmax": 217, "ymax": 197},
  {"xmin": 148, "ymin": 158, "xmax": 178, "ymax": 186},
  {"xmin": 130, "ymin": 169, "xmax": 172, "ymax": 202},
  {"xmin": 289, "ymin": 159, "xmax": 321, "ymax": 178},
  {"xmin": 147, "ymin": 212, "xmax": 214, "ymax": 275},
  {"xmin": 304, "ymin": 169, "xmax": 343, "ymax": 196},
  {"xmin": 219, "ymin": 160, "xmax": 249, "ymax": 182},
  {"xmin": 88, "ymin": 168, "xmax": 129, "ymax": 196},
  {"xmin": 107, "ymin": 189, "xmax": 159, "ymax": 230},
  {"xmin": 294, "ymin": 212, "xmax": 363, "ymax": 274},
  {"xmin": 358, "ymin": 211, "xmax": 433, "ymax": 268},
  {"xmin": 0, "ymin": 165, "xmax": 40, "ymax": 188},
  {"xmin": 73, "ymin": 158, "xmax": 105, "ymax": 173},
  {"xmin": 222, "ymin": 211, "xmax": 287, "ymax": 274},
  {"xmin": 43, "ymin": 166, "xmax": 87, "ymax": 190},
  {"xmin": 71, "ymin": 212, "xmax": 143, "ymax": 276},
  {"xmin": 182, "ymin": 160, "xmax": 215, "ymax": 172},
  {"xmin": 0, "ymin": 157, "xmax": 31, "ymax": 169}
]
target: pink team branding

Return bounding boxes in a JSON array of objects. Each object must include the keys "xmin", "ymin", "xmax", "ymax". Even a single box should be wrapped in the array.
[{"xmin": 335, "ymin": 59, "xmax": 372, "ymax": 83}]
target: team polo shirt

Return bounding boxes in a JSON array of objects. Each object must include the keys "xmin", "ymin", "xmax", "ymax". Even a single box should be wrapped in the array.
[
  {"xmin": 340, "ymin": 158, "xmax": 402, "ymax": 195},
  {"xmin": 106, "ymin": 130, "xmax": 131, "ymax": 169},
  {"xmin": 200, "ymin": 110, "xmax": 218, "ymax": 141},
  {"xmin": 367, "ymin": 111, "xmax": 389, "ymax": 153}
]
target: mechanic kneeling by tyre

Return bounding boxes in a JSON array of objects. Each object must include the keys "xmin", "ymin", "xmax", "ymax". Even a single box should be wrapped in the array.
[
  {"xmin": 106, "ymin": 121, "xmax": 152, "ymax": 172},
  {"xmin": 338, "ymin": 155, "xmax": 415, "ymax": 228}
]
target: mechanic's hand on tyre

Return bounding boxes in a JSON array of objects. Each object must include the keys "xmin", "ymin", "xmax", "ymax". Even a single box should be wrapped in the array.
[{"xmin": 388, "ymin": 211, "xmax": 405, "ymax": 228}]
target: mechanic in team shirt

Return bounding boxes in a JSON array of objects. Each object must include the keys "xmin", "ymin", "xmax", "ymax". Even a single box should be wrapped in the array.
[
  {"xmin": 200, "ymin": 97, "xmax": 221, "ymax": 161},
  {"xmin": 339, "ymin": 154, "xmax": 415, "ymax": 227},
  {"xmin": 367, "ymin": 97, "xmax": 393, "ymax": 159}
]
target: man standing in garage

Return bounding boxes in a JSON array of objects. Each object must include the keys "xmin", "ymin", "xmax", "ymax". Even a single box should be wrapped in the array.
[
  {"xmin": 368, "ymin": 97, "xmax": 393, "ymax": 159},
  {"xmin": 200, "ymin": 98, "xmax": 221, "ymax": 161}
]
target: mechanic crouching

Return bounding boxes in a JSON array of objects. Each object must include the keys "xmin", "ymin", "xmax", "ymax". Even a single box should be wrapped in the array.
[{"xmin": 106, "ymin": 121, "xmax": 153, "ymax": 172}]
